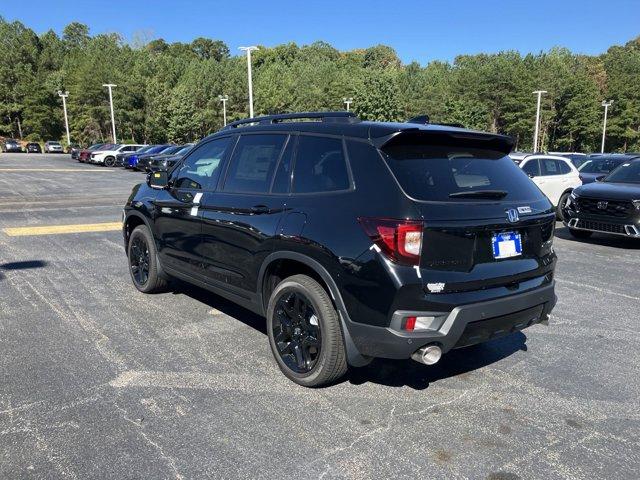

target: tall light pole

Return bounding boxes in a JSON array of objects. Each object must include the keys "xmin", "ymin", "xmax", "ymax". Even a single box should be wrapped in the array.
[
  {"xmin": 601, "ymin": 100, "xmax": 613, "ymax": 154},
  {"xmin": 57, "ymin": 90, "xmax": 71, "ymax": 146},
  {"xmin": 239, "ymin": 46, "xmax": 258, "ymax": 118},
  {"xmin": 218, "ymin": 95, "xmax": 229, "ymax": 126},
  {"xmin": 343, "ymin": 97, "xmax": 353, "ymax": 112},
  {"xmin": 102, "ymin": 83, "xmax": 117, "ymax": 143},
  {"xmin": 532, "ymin": 90, "xmax": 547, "ymax": 152}
]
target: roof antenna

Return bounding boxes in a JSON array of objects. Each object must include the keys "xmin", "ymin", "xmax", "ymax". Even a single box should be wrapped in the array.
[{"xmin": 407, "ymin": 115, "xmax": 430, "ymax": 125}]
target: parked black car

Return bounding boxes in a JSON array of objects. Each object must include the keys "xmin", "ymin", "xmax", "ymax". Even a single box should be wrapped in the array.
[
  {"xmin": 2, "ymin": 139, "xmax": 22, "ymax": 153},
  {"xmin": 123, "ymin": 112, "xmax": 557, "ymax": 387},
  {"xmin": 577, "ymin": 154, "xmax": 639, "ymax": 184},
  {"xmin": 148, "ymin": 144, "xmax": 194, "ymax": 172},
  {"xmin": 135, "ymin": 145, "xmax": 180, "ymax": 172},
  {"xmin": 70, "ymin": 144, "xmax": 81, "ymax": 159},
  {"xmin": 26, "ymin": 142, "xmax": 42, "ymax": 153},
  {"xmin": 564, "ymin": 157, "xmax": 640, "ymax": 239}
]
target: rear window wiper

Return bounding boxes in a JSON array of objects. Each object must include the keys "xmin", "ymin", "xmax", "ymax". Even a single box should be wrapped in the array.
[{"xmin": 449, "ymin": 189, "xmax": 508, "ymax": 199}]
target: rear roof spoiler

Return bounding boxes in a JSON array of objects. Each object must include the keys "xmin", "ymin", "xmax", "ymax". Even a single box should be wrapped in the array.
[{"xmin": 372, "ymin": 128, "xmax": 515, "ymax": 155}]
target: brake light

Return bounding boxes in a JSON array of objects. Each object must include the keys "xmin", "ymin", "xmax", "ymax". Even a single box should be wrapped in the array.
[{"xmin": 358, "ymin": 217, "xmax": 423, "ymax": 265}]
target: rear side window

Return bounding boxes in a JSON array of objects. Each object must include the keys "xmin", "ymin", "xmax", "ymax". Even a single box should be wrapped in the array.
[
  {"xmin": 223, "ymin": 134, "xmax": 287, "ymax": 193},
  {"xmin": 382, "ymin": 142, "xmax": 543, "ymax": 202},
  {"xmin": 293, "ymin": 136, "xmax": 350, "ymax": 193},
  {"xmin": 558, "ymin": 161, "xmax": 572, "ymax": 174},
  {"xmin": 541, "ymin": 159, "xmax": 561, "ymax": 176}
]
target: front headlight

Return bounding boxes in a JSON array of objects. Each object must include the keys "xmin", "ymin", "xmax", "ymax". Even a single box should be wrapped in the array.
[{"xmin": 632, "ymin": 200, "xmax": 640, "ymax": 210}]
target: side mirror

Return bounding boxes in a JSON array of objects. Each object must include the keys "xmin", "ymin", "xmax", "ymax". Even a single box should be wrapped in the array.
[
  {"xmin": 147, "ymin": 171, "xmax": 168, "ymax": 190},
  {"xmin": 595, "ymin": 175, "xmax": 606, "ymax": 182}
]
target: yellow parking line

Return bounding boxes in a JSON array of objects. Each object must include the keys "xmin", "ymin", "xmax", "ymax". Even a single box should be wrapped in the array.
[
  {"xmin": 3, "ymin": 222, "xmax": 122, "ymax": 237},
  {"xmin": 0, "ymin": 168, "xmax": 116, "ymax": 172}
]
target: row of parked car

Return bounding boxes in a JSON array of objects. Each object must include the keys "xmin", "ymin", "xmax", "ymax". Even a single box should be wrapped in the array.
[
  {"xmin": 1, "ymin": 139, "xmax": 66, "ymax": 153},
  {"xmin": 73, "ymin": 143, "xmax": 193, "ymax": 172},
  {"xmin": 510, "ymin": 151, "xmax": 640, "ymax": 240}
]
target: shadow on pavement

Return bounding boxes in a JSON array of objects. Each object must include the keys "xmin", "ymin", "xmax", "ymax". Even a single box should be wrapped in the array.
[
  {"xmin": 555, "ymin": 224, "xmax": 640, "ymax": 250},
  {"xmin": 0, "ymin": 260, "xmax": 48, "ymax": 281},
  {"xmin": 171, "ymin": 279, "xmax": 528, "ymax": 390}
]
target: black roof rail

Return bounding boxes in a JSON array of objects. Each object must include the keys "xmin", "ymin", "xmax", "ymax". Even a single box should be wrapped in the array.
[{"xmin": 222, "ymin": 111, "xmax": 359, "ymax": 130}]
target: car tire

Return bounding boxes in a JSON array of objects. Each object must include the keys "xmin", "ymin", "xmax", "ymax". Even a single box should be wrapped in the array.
[
  {"xmin": 556, "ymin": 192, "xmax": 571, "ymax": 221},
  {"xmin": 104, "ymin": 156, "xmax": 115, "ymax": 167},
  {"xmin": 266, "ymin": 274, "xmax": 348, "ymax": 387},
  {"xmin": 127, "ymin": 225, "xmax": 168, "ymax": 294},
  {"xmin": 569, "ymin": 228, "xmax": 592, "ymax": 239}
]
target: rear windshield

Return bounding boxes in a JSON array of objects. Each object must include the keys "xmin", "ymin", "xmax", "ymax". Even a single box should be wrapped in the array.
[{"xmin": 382, "ymin": 142, "xmax": 543, "ymax": 202}]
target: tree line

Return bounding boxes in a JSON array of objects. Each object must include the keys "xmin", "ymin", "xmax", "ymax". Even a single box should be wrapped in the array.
[{"xmin": 1, "ymin": 17, "xmax": 639, "ymax": 152}]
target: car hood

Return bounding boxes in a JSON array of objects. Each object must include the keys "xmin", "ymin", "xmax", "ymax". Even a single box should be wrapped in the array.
[{"xmin": 575, "ymin": 181, "xmax": 640, "ymax": 200}]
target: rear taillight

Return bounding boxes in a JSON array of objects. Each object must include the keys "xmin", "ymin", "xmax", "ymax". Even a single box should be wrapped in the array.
[{"xmin": 358, "ymin": 217, "xmax": 423, "ymax": 266}]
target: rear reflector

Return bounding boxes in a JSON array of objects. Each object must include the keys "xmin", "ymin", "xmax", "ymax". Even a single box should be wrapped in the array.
[{"xmin": 358, "ymin": 217, "xmax": 423, "ymax": 266}]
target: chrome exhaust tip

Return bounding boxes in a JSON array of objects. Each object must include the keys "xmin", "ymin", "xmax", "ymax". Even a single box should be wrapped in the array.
[{"xmin": 411, "ymin": 345, "xmax": 442, "ymax": 365}]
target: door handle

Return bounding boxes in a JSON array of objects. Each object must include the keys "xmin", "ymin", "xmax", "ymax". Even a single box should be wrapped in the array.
[{"xmin": 250, "ymin": 205, "xmax": 270, "ymax": 214}]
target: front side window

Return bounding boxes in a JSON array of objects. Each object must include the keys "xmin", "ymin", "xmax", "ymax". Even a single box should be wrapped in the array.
[
  {"xmin": 172, "ymin": 137, "xmax": 231, "ymax": 190},
  {"xmin": 223, "ymin": 134, "xmax": 287, "ymax": 193},
  {"xmin": 292, "ymin": 136, "xmax": 350, "ymax": 193},
  {"xmin": 522, "ymin": 159, "xmax": 540, "ymax": 177}
]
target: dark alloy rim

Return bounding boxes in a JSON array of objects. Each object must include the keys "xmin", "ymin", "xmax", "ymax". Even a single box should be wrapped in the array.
[
  {"xmin": 272, "ymin": 291, "xmax": 322, "ymax": 374},
  {"xmin": 129, "ymin": 236, "xmax": 150, "ymax": 286}
]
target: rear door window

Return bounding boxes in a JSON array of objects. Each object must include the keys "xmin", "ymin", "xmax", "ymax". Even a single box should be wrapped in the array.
[
  {"xmin": 292, "ymin": 136, "xmax": 350, "ymax": 193},
  {"xmin": 382, "ymin": 142, "xmax": 543, "ymax": 201},
  {"xmin": 558, "ymin": 161, "xmax": 572, "ymax": 174},
  {"xmin": 541, "ymin": 159, "xmax": 561, "ymax": 176},
  {"xmin": 223, "ymin": 134, "xmax": 287, "ymax": 193}
]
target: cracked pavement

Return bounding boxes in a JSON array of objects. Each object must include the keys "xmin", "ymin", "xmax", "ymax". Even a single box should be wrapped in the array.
[{"xmin": 1, "ymin": 153, "xmax": 639, "ymax": 479}]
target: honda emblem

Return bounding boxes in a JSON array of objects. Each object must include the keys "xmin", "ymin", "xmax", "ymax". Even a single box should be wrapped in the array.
[
  {"xmin": 597, "ymin": 201, "xmax": 608, "ymax": 210},
  {"xmin": 506, "ymin": 208, "xmax": 519, "ymax": 223}
]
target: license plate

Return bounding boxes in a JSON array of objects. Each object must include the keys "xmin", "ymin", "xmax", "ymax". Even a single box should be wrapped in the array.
[{"xmin": 492, "ymin": 231, "xmax": 522, "ymax": 259}]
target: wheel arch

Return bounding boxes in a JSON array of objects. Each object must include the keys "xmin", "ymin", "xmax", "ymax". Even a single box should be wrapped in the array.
[
  {"xmin": 258, "ymin": 251, "xmax": 371, "ymax": 367},
  {"xmin": 124, "ymin": 211, "xmax": 169, "ymax": 281}
]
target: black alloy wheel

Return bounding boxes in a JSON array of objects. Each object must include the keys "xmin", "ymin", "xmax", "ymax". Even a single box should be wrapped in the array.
[
  {"xmin": 272, "ymin": 291, "xmax": 322, "ymax": 373},
  {"xmin": 129, "ymin": 235, "xmax": 150, "ymax": 287}
]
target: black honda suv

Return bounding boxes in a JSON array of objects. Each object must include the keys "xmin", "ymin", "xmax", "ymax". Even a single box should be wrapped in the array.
[
  {"xmin": 563, "ymin": 157, "xmax": 640, "ymax": 239},
  {"xmin": 123, "ymin": 112, "xmax": 557, "ymax": 387}
]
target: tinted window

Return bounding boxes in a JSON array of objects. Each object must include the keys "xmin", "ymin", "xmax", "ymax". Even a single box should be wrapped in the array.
[
  {"xmin": 223, "ymin": 134, "xmax": 287, "ymax": 193},
  {"xmin": 522, "ymin": 159, "xmax": 540, "ymax": 177},
  {"xmin": 271, "ymin": 136, "xmax": 296, "ymax": 193},
  {"xmin": 558, "ymin": 160, "xmax": 571, "ymax": 174},
  {"xmin": 540, "ymin": 159, "xmax": 562, "ymax": 176},
  {"xmin": 604, "ymin": 161, "xmax": 640, "ymax": 184},
  {"xmin": 173, "ymin": 137, "xmax": 231, "ymax": 190},
  {"xmin": 293, "ymin": 136, "xmax": 349, "ymax": 193},
  {"xmin": 382, "ymin": 143, "xmax": 543, "ymax": 201}
]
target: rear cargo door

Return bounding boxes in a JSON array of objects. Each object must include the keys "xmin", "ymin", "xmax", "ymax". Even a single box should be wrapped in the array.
[{"xmin": 380, "ymin": 133, "xmax": 556, "ymax": 293}]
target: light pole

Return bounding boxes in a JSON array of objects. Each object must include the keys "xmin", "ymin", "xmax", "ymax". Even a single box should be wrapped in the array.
[
  {"xmin": 532, "ymin": 90, "xmax": 547, "ymax": 152},
  {"xmin": 601, "ymin": 100, "xmax": 613, "ymax": 154},
  {"xmin": 239, "ymin": 46, "xmax": 258, "ymax": 118},
  {"xmin": 102, "ymin": 83, "xmax": 117, "ymax": 143},
  {"xmin": 218, "ymin": 95, "xmax": 229, "ymax": 126},
  {"xmin": 343, "ymin": 97, "xmax": 353, "ymax": 112},
  {"xmin": 57, "ymin": 90, "xmax": 71, "ymax": 146}
]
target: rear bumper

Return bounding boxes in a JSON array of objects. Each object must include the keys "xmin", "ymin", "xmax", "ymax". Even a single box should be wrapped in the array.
[{"xmin": 345, "ymin": 281, "xmax": 556, "ymax": 359}]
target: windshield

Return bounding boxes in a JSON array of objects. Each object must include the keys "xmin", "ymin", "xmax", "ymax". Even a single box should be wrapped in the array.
[
  {"xmin": 382, "ymin": 142, "xmax": 543, "ymax": 202},
  {"xmin": 147, "ymin": 145, "xmax": 169, "ymax": 154},
  {"xmin": 604, "ymin": 161, "xmax": 640, "ymax": 184},
  {"xmin": 579, "ymin": 158, "xmax": 625, "ymax": 174},
  {"xmin": 176, "ymin": 145, "xmax": 193, "ymax": 155}
]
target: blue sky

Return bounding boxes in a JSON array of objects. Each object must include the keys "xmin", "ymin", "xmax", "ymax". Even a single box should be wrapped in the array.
[{"xmin": 2, "ymin": 0, "xmax": 639, "ymax": 64}]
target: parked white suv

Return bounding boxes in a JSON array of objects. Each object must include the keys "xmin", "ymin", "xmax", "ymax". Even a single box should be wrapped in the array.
[
  {"xmin": 518, "ymin": 155, "xmax": 582, "ymax": 220},
  {"xmin": 91, "ymin": 144, "xmax": 145, "ymax": 167}
]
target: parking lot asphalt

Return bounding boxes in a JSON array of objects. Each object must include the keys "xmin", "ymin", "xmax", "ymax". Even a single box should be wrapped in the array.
[{"xmin": 0, "ymin": 153, "xmax": 639, "ymax": 479}]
